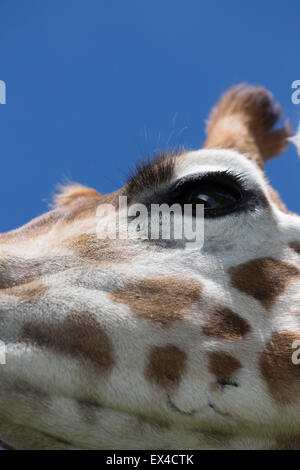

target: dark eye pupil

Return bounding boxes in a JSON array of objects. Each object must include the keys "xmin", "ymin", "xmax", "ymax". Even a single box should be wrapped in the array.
[
  {"xmin": 173, "ymin": 176, "xmax": 243, "ymax": 217},
  {"xmin": 147, "ymin": 173, "xmax": 245, "ymax": 219},
  {"xmin": 192, "ymin": 189, "xmax": 238, "ymax": 209}
]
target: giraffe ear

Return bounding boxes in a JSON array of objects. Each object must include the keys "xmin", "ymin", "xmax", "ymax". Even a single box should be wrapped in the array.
[{"xmin": 204, "ymin": 84, "xmax": 292, "ymax": 168}]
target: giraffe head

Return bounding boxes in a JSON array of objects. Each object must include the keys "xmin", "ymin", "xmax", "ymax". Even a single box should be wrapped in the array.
[{"xmin": 1, "ymin": 84, "xmax": 300, "ymax": 450}]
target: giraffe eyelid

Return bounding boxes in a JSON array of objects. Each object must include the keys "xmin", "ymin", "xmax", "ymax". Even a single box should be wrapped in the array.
[{"xmin": 135, "ymin": 170, "xmax": 265, "ymax": 219}]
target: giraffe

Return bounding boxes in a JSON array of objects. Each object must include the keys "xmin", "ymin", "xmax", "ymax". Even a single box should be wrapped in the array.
[{"xmin": 0, "ymin": 84, "xmax": 300, "ymax": 450}]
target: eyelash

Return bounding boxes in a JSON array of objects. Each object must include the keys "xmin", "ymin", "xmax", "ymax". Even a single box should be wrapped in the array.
[{"xmin": 171, "ymin": 170, "xmax": 247, "ymax": 192}]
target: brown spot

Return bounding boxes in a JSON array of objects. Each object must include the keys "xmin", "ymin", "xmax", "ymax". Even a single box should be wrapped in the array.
[
  {"xmin": 229, "ymin": 257, "xmax": 300, "ymax": 309},
  {"xmin": 289, "ymin": 241, "xmax": 300, "ymax": 255},
  {"xmin": 22, "ymin": 311, "xmax": 114, "ymax": 373},
  {"xmin": 208, "ymin": 352, "xmax": 242, "ymax": 382},
  {"xmin": 145, "ymin": 345, "xmax": 187, "ymax": 390},
  {"xmin": 203, "ymin": 307, "xmax": 250, "ymax": 340},
  {"xmin": 204, "ymin": 84, "xmax": 291, "ymax": 168},
  {"xmin": 110, "ymin": 277, "xmax": 202, "ymax": 326},
  {"xmin": 260, "ymin": 331, "xmax": 300, "ymax": 404},
  {"xmin": 66, "ymin": 233, "xmax": 127, "ymax": 262},
  {"xmin": 2, "ymin": 280, "xmax": 47, "ymax": 302}
]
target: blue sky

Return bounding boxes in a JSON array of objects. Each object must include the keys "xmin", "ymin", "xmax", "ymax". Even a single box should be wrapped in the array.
[{"xmin": 0, "ymin": 0, "xmax": 299, "ymax": 233}]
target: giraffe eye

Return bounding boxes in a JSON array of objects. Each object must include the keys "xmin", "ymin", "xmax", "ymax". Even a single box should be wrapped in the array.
[
  {"xmin": 170, "ymin": 172, "xmax": 245, "ymax": 218},
  {"xmin": 185, "ymin": 180, "xmax": 241, "ymax": 212}
]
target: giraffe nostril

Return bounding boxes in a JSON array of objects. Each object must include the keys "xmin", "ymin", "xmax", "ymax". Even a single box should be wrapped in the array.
[{"xmin": 217, "ymin": 378, "xmax": 239, "ymax": 389}]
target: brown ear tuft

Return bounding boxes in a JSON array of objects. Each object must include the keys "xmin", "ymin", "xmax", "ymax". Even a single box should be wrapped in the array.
[
  {"xmin": 52, "ymin": 183, "xmax": 101, "ymax": 209},
  {"xmin": 204, "ymin": 84, "xmax": 292, "ymax": 168}
]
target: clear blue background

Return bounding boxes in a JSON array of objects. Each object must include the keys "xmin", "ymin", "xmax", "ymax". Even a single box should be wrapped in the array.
[{"xmin": 0, "ymin": 0, "xmax": 299, "ymax": 234}]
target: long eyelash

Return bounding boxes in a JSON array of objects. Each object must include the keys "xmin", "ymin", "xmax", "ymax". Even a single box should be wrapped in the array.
[
  {"xmin": 221, "ymin": 169, "xmax": 248, "ymax": 186},
  {"xmin": 172, "ymin": 170, "xmax": 247, "ymax": 191}
]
